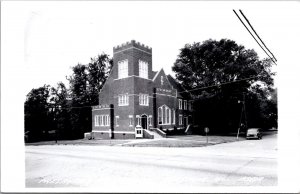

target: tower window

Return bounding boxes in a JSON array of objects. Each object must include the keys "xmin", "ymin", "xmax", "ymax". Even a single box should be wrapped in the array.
[
  {"xmin": 139, "ymin": 60, "xmax": 148, "ymax": 79},
  {"xmin": 118, "ymin": 59, "xmax": 128, "ymax": 79}
]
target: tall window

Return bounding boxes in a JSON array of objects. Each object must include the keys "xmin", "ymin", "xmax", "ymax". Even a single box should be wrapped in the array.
[
  {"xmin": 115, "ymin": 116, "xmax": 119, "ymax": 127},
  {"xmin": 129, "ymin": 115, "xmax": 133, "ymax": 126},
  {"xmin": 103, "ymin": 115, "xmax": 110, "ymax": 126},
  {"xmin": 139, "ymin": 60, "xmax": 148, "ymax": 79},
  {"xmin": 139, "ymin": 94, "xmax": 149, "ymax": 106},
  {"xmin": 179, "ymin": 114, "xmax": 183, "ymax": 125},
  {"xmin": 149, "ymin": 115, "xmax": 152, "ymax": 126},
  {"xmin": 118, "ymin": 59, "xmax": 128, "ymax": 79},
  {"xmin": 95, "ymin": 115, "xmax": 100, "ymax": 126},
  {"xmin": 178, "ymin": 99, "xmax": 182, "ymax": 110},
  {"xmin": 184, "ymin": 100, "xmax": 187, "ymax": 110},
  {"xmin": 158, "ymin": 105, "xmax": 171, "ymax": 125},
  {"xmin": 118, "ymin": 93, "xmax": 129, "ymax": 106},
  {"xmin": 172, "ymin": 109, "xmax": 176, "ymax": 124},
  {"xmin": 158, "ymin": 107, "xmax": 162, "ymax": 124}
]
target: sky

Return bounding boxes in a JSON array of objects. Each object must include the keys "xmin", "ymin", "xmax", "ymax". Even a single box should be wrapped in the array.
[
  {"xmin": 4, "ymin": 1, "xmax": 292, "ymax": 98},
  {"xmin": 1, "ymin": 1, "xmax": 300, "ymax": 192}
]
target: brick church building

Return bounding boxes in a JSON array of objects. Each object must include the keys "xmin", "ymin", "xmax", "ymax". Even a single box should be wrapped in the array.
[{"xmin": 91, "ymin": 40, "xmax": 193, "ymax": 139}]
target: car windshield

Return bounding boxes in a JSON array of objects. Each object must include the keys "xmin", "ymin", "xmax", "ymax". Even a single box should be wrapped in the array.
[{"xmin": 248, "ymin": 129, "xmax": 259, "ymax": 133}]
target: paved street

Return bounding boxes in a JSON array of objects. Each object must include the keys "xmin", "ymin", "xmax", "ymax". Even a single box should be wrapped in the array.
[{"xmin": 25, "ymin": 133, "xmax": 277, "ymax": 192}]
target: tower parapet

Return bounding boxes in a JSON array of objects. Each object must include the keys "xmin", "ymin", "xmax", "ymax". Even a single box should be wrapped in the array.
[{"xmin": 113, "ymin": 40, "xmax": 152, "ymax": 54}]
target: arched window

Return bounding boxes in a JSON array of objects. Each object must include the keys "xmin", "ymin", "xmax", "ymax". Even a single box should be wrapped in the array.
[
  {"xmin": 158, "ymin": 105, "xmax": 171, "ymax": 125},
  {"xmin": 158, "ymin": 107, "xmax": 162, "ymax": 124},
  {"xmin": 172, "ymin": 109, "xmax": 175, "ymax": 124}
]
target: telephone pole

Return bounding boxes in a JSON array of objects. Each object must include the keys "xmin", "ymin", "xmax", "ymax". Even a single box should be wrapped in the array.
[{"xmin": 237, "ymin": 93, "xmax": 247, "ymax": 140}]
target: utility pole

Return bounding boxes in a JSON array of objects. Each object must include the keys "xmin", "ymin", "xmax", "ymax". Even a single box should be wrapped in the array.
[
  {"xmin": 243, "ymin": 93, "xmax": 247, "ymax": 130},
  {"xmin": 237, "ymin": 93, "xmax": 247, "ymax": 140}
]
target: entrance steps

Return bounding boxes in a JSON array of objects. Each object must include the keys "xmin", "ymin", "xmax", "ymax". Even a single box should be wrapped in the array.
[
  {"xmin": 144, "ymin": 129, "xmax": 166, "ymax": 139},
  {"xmin": 148, "ymin": 128, "xmax": 166, "ymax": 138}
]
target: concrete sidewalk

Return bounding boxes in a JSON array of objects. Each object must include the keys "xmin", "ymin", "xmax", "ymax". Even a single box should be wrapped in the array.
[{"xmin": 26, "ymin": 134, "xmax": 246, "ymax": 147}]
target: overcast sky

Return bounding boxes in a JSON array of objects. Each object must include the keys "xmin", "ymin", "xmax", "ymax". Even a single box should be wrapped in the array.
[{"xmin": 4, "ymin": 1, "xmax": 297, "ymax": 98}]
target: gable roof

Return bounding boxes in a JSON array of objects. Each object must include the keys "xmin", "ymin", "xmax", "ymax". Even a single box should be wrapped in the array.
[
  {"xmin": 152, "ymin": 69, "xmax": 162, "ymax": 82},
  {"xmin": 166, "ymin": 75, "xmax": 191, "ymax": 99},
  {"xmin": 151, "ymin": 71, "xmax": 157, "ymax": 80},
  {"xmin": 152, "ymin": 68, "xmax": 174, "ymax": 89}
]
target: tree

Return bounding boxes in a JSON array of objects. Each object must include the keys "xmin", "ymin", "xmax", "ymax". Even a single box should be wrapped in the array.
[
  {"xmin": 24, "ymin": 85, "xmax": 52, "ymax": 142},
  {"xmin": 50, "ymin": 82, "xmax": 72, "ymax": 140},
  {"xmin": 67, "ymin": 54, "xmax": 113, "ymax": 138},
  {"xmin": 67, "ymin": 64, "xmax": 90, "ymax": 138},
  {"xmin": 172, "ymin": 39, "xmax": 276, "ymax": 133},
  {"xmin": 87, "ymin": 54, "xmax": 113, "ymax": 105},
  {"xmin": 24, "ymin": 53, "xmax": 113, "ymax": 141}
]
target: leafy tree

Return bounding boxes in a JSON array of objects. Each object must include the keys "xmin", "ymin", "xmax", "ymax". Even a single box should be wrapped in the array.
[
  {"xmin": 25, "ymin": 85, "xmax": 52, "ymax": 142},
  {"xmin": 67, "ymin": 64, "xmax": 90, "ymax": 138},
  {"xmin": 24, "ymin": 53, "xmax": 113, "ymax": 141},
  {"xmin": 173, "ymin": 39, "xmax": 276, "ymax": 133},
  {"xmin": 67, "ymin": 54, "xmax": 113, "ymax": 138},
  {"xmin": 87, "ymin": 54, "xmax": 113, "ymax": 105},
  {"xmin": 50, "ymin": 82, "xmax": 72, "ymax": 139}
]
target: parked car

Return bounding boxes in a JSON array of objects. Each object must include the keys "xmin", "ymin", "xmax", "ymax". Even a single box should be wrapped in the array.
[{"xmin": 246, "ymin": 128, "xmax": 262, "ymax": 139}]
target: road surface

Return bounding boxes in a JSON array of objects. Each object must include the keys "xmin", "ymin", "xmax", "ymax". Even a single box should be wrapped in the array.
[{"xmin": 26, "ymin": 133, "xmax": 277, "ymax": 192}]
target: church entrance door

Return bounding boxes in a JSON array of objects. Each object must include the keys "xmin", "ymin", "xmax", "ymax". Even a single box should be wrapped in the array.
[{"xmin": 141, "ymin": 115, "xmax": 148, "ymax": 130}]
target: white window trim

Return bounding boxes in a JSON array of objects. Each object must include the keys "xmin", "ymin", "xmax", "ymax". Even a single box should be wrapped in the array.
[
  {"xmin": 118, "ymin": 93, "xmax": 129, "ymax": 106},
  {"xmin": 139, "ymin": 60, "xmax": 148, "ymax": 79},
  {"xmin": 95, "ymin": 115, "xmax": 110, "ymax": 127},
  {"xmin": 139, "ymin": 93, "xmax": 149, "ymax": 106},
  {"xmin": 184, "ymin": 100, "xmax": 187, "ymax": 110},
  {"xmin": 129, "ymin": 115, "xmax": 133, "ymax": 126},
  {"xmin": 115, "ymin": 116, "xmax": 119, "ymax": 127},
  {"xmin": 95, "ymin": 115, "xmax": 100, "ymax": 126},
  {"xmin": 149, "ymin": 115, "xmax": 152, "ymax": 126},
  {"xmin": 179, "ymin": 99, "xmax": 182, "ymax": 110},
  {"xmin": 172, "ymin": 109, "xmax": 175, "ymax": 125},
  {"xmin": 118, "ymin": 59, "xmax": 128, "ymax": 79},
  {"xmin": 179, "ymin": 114, "xmax": 183, "ymax": 125},
  {"xmin": 158, "ymin": 105, "xmax": 171, "ymax": 125}
]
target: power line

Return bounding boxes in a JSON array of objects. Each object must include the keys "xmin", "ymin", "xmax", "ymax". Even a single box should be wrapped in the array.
[
  {"xmin": 48, "ymin": 74, "xmax": 267, "ymax": 110},
  {"xmin": 233, "ymin": 9, "xmax": 277, "ymax": 65},
  {"xmin": 177, "ymin": 75, "xmax": 262, "ymax": 94},
  {"xmin": 239, "ymin": 10, "xmax": 277, "ymax": 62}
]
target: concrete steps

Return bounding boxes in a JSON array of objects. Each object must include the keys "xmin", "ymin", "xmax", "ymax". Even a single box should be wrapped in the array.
[{"xmin": 147, "ymin": 128, "xmax": 166, "ymax": 139}]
